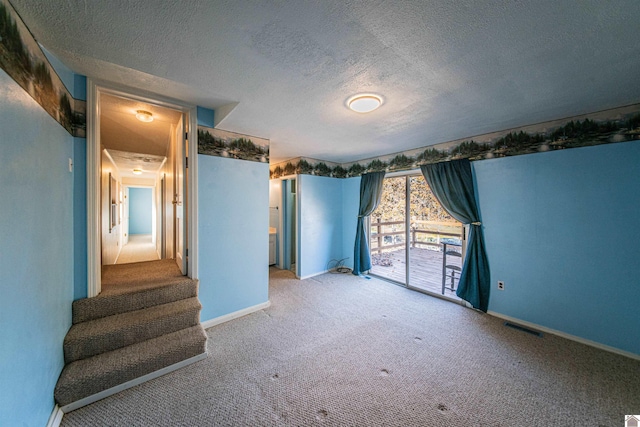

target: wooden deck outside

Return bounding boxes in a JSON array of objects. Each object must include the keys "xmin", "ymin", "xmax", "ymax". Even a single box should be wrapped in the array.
[{"xmin": 370, "ymin": 246, "xmax": 462, "ymax": 300}]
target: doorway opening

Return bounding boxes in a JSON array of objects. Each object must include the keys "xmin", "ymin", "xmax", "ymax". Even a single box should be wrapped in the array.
[
  {"xmin": 267, "ymin": 176, "xmax": 299, "ymax": 277},
  {"xmin": 283, "ymin": 178, "xmax": 297, "ymax": 274},
  {"xmin": 99, "ymin": 93, "xmax": 181, "ymax": 270},
  {"xmin": 87, "ymin": 81, "xmax": 198, "ymax": 297},
  {"xmin": 369, "ymin": 173, "xmax": 465, "ymax": 301}
]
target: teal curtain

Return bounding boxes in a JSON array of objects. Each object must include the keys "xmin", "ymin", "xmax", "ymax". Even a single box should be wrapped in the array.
[
  {"xmin": 421, "ymin": 159, "xmax": 490, "ymax": 312},
  {"xmin": 353, "ymin": 172, "xmax": 385, "ymax": 275}
]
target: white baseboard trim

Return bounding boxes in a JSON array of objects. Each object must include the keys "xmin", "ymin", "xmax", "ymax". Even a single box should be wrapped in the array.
[
  {"xmin": 46, "ymin": 404, "xmax": 64, "ymax": 427},
  {"xmin": 113, "ymin": 245, "xmax": 122, "ymax": 264},
  {"xmin": 487, "ymin": 310, "xmax": 640, "ymax": 361},
  {"xmin": 298, "ymin": 269, "xmax": 330, "ymax": 280},
  {"xmin": 60, "ymin": 352, "xmax": 208, "ymax": 413},
  {"xmin": 201, "ymin": 301, "xmax": 271, "ymax": 329}
]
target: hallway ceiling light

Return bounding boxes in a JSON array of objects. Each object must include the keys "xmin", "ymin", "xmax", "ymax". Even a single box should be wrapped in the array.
[
  {"xmin": 135, "ymin": 110, "xmax": 154, "ymax": 122},
  {"xmin": 347, "ymin": 94, "xmax": 383, "ymax": 113},
  {"xmin": 132, "ymin": 169, "xmax": 143, "ymax": 175}
]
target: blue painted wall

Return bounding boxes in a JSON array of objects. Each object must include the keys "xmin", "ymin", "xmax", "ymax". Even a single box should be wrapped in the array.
[
  {"xmin": 73, "ymin": 74, "xmax": 87, "ymax": 101},
  {"xmin": 341, "ymin": 177, "xmax": 361, "ymax": 271},
  {"xmin": 298, "ymin": 175, "xmax": 347, "ymax": 278},
  {"xmin": 129, "ymin": 187, "xmax": 153, "ymax": 235},
  {"xmin": 41, "ymin": 46, "xmax": 75, "ymax": 95},
  {"xmin": 474, "ymin": 141, "xmax": 640, "ymax": 355},
  {"xmin": 43, "ymin": 39, "xmax": 88, "ymax": 301},
  {"xmin": 0, "ymin": 70, "xmax": 74, "ymax": 426},
  {"xmin": 196, "ymin": 106, "xmax": 215, "ymax": 128},
  {"xmin": 73, "ymin": 137, "xmax": 87, "ymax": 300},
  {"xmin": 197, "ymin": 155, "xmax": 269, "ymax": 321}
]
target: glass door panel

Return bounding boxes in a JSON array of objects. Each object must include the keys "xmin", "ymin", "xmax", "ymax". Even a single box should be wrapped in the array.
[
  {"xmin": 408, "ymin": 175, "xmax": 462, "ymax": 299},
  {"xmin": 369, "ymin": 174, "xmax": 464, "ymax": 300},
  {"xmin": 369, "ymin": 177, "xmax": 407, "ymax": 284}
]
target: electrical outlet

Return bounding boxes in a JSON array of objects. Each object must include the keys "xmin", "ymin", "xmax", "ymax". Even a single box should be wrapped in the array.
[{"xmin": 498, "ymin": 281, "xmax": 505, "ymax": 290}]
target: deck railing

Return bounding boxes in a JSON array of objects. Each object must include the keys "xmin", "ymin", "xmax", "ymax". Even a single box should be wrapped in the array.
[{"xmin": 370, "ymin": 218, "xmax": 462, "ymax": 254}]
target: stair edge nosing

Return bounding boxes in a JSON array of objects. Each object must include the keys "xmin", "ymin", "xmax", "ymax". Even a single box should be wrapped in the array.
[
  {"xmin": 72, "ymin": 280, "xmax": 198, "ymax": 323},
  {"xmin": 64, "ymin": 301, "xmax": 202, "ymax": 363},
  {"xmin": 55, "ymin": 325, "xmax": 207, "ymax": 406},
  {"xmin": 67, "ymin": 297, "xmax": 202, "ymax": 343},
  {"xmin": 59, "ymin": 352, "xmax": 208, "ymax": 413}
]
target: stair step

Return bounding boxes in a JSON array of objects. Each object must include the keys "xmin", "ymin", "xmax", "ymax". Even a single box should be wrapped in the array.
[
  {"xmin": 101, "ymin": 259, "xmax": 186, "ymax": 289},
  {"xmin": 55, "ymin": 325, "xmax": 207, "ymax": 407},
  {"xmin": 64, "ymin": 297, "xmax": 202, "ymax": 364},
  {"xmin": 72, "ymin": 278, "xmax": 198, "ymax": 324}
]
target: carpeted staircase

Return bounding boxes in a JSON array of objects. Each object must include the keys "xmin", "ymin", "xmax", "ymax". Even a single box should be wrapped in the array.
[{"xmin": 54, "ymin": 260, "xmax": 208, "ymax": 412}]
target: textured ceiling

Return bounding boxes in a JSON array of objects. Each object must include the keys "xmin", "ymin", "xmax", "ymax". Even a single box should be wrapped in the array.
[
  {"xmin": 11, "ymin": 0, "xmax": 640, "ymax": 163},
  {"xmin": 105, "ymin": 149, "xmax": 166, "ymax": 180},
  {"xmin": 100, "ymin": 93, "xmax": 182, "ymax": 157}
]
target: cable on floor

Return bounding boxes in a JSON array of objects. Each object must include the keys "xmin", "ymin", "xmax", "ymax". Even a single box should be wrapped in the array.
[{"xmin": 327, "ymin": 258, "xmax": 352, "ymax": 274}]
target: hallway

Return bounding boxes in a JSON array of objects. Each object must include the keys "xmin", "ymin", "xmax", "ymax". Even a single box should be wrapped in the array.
[{"xmin": 116, "ymin": 234, "xmax": 159, "ymax": 264}]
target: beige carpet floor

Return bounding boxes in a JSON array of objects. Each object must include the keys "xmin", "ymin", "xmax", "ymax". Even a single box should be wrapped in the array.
[
  {"xmin": 101, "ymin": 259, "xmax": 187, "ymax": 295},
  {"xmin": 61, "ymin": 268, "xmax": 640, "ymax": 426},
  {"xmin": 116, "ymin": 234, "xmax": 159, "ymax": 264}
]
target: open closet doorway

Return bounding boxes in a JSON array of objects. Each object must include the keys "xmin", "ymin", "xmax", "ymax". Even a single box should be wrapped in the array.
[
  {"xmin": 268, "ymin": 176, "xmax": 299, "ymax": 277},
  {"xmin": 87, "ymin": 81, "xmax": 198, "ymax": 297},
  {"xmin": 282, "ymin": 178, "xmax": 297, "ymax": 274}
]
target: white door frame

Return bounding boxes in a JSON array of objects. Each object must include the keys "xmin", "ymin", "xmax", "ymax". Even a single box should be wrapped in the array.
[
  {"xmin": 86, "ymin": 78, "xmax": 199, "ymax": 297},
  {"xmin": 173, "ymin": 116, "xmax": 187, "ymax": 275},
  {"xmin": 123, "ymin": 186, "xmax": 129, "ymax": 246}
]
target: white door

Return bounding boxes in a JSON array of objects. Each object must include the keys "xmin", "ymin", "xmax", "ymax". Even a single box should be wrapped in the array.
[
  {"xmin": 123, "ymin": 187, "xmax": 129, "ymax": 245},
  {"xmin": 160, "ymin": 175, "xmax": 166, "ymax": 259},
  {"xmin": 174, "ymin": 116, "xmax": 187, "ymax": 275}
]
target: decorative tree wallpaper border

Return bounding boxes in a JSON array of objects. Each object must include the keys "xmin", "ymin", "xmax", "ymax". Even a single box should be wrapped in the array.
[
  {"xmin": 270, "ymin": 104, "xmax": 640, "ymax": 179},
  {"xmin": 0, "ymin": 0, "xmax": 86, "ymax": 137},
  {"xmin": 198, "ymin": 126, "xmax": 269, "ymax": 163},
  {"xmin": 270, "ymin": 157, "xmax": 343, "ymax": 179}
]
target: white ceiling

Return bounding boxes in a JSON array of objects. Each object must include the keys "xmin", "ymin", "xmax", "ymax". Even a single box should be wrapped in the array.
[
  {"xmin": 99, "ymin": 93, "xmax": 181, "ymax": 179},
  {"xmin": 11, "ymin": 0, "xmax": 640, "ymax": 164},
  {"xmin": 100, "ymin": 93, "xmax": 182, "ymax": 157},
  {"xmin": 105, "ymin": 149, "xmax": 166, "ymax": 180}
]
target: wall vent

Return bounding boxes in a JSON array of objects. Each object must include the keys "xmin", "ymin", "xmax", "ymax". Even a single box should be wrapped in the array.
[{"xmin": 504, "ymin": 322, "xmax": 543, "ymax": 337}]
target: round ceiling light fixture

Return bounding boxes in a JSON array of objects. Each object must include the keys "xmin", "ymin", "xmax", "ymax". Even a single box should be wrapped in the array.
[
  {"xmin": 347, "ymin": 94, "xmax": 383, "ymax": 113},
  {"xmin": 135, "ymin": 110, "xmax": 154, "ymax": 122},
  {"xmin": 132, "ymin": 168, "xmax": 143, "ymax": 175}
]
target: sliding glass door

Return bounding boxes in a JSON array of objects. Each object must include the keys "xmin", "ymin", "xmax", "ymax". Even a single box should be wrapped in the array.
[
  {"xmin": 370, "ymin": 173, "xmax": 464, "ymax": 300},
  {"xmin": 370, "ymin": 177, "xmax": 407, "ymax": 284}
]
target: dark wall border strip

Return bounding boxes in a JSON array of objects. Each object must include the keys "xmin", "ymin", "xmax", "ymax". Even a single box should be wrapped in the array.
[
  {"xmin": 197, "ymin": 126, "xmax": 269, "ymax": 163},
  {"xmin": 0, "ymin": 0, "xmax": 86, "ymax": 137}
]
